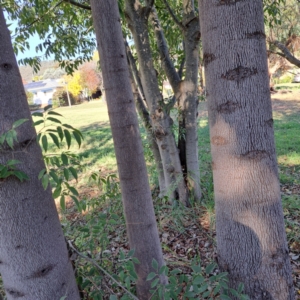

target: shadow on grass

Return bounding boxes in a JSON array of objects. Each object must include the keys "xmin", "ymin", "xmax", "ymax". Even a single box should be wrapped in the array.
[{"xmin": 77, "ymin": 121, "xmax": 115, "ymax": 170}]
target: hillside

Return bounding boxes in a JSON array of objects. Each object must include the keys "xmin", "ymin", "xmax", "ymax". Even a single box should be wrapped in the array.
[{"xmin": 19, "ymin": 60, "xmax": 66, "ymax": 83}]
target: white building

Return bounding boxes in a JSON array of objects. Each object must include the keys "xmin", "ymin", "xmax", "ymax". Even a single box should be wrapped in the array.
[{"xmin": 24, "ymin": 79, "xmax": 63, "ymax": 106}]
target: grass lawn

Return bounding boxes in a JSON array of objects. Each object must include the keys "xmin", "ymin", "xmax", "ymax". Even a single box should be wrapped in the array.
[{"xmin": 29, "ymin": 95, "xmax": 300, "ymax": 298}]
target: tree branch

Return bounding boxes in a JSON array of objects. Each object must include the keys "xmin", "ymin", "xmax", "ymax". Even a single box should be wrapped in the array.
[
  {"xmin": 150, "ymin": 8, "xmax": 181, "ymax": 93},
  {"xmin": 144, "ymin": 0, "xmax": 155, "ymax": 18},
  {"xmin": 272, "ymin": 40, "xmax": 300, "ymax": 68},
  {"xmin": 67, "ymin": 240, "xmax": 139, "ymax": 300},
  {"xmin": 124, "ymin": 39, "xmax": 147, "ymax": 106},
  {"xmin": 161, "ymin": 0, "xmax": 184, "ymax": 31},
  {"xmin": 63, "ymin": 0, "xmax": 91, "ymax": 10}
]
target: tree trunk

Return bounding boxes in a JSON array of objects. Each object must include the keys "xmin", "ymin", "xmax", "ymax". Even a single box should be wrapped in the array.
[
  {"xmin": 0, "ymin": 7, "xmax": 79, "ymax": 300},
  {"xmin": 125, "ymin": 0, "xmax": 188, "ymax": 205},
  {"xmin": 199, "ymin": 1, "xmax": 294, "ymax": 299},
  {"xmin": 182, "ymin": 2, "xmax": 201, "ymax": 201},
  {"xmin": 125, "ymin": 41, "xmax": 166, "ymax": 195},
  {"xmin": 90, "ymin": 1, "xmax": 166, "ymax": 298},
  {"xmin": 150, "ymin": 4, "xmax": 201, "ymax": 201}
]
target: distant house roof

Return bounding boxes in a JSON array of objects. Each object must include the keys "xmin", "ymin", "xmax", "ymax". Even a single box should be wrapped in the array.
[{"xmin": 24, "ymin": 79, "xmax": 63, "ymax": 92}]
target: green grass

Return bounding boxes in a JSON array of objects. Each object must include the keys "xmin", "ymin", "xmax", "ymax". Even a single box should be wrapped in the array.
[
  {"xmin": 28, "ymin": 97, "xmax": 300, "ymax": 298},
  {"xmin": 275, "ymin": 83, "xmax": 300, "ymax": 90}
]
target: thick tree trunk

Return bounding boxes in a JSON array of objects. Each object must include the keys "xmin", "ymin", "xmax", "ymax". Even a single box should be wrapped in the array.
[
  {"xmin": 199, "ymin": 1, "xmax": 294, "ymax": 299},
  {"xmin": 90, "ymin": 1, "xmax": 166, "ymax": 298},
  {"xmin": 125, "ymin": 0, "xmax": 188, "ymax": 205},
  {"xmin": 0, "ymin": 7, "xmax": 79, "ymax": 300}
]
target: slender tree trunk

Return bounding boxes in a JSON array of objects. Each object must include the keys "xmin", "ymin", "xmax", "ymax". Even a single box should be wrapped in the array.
[
  {"xmin": 0, "ymin": 7, "xmax": 79, "ymax": 300},
  {"xmin": 150, "ymin": 4, "xmax": 201, "ymax": 201},
  {"xmin": 125, "ymin": 0, "xmax": 188, "ymax": 205},
  {"xmin": 182, "ymin": 1, "xmax": 201, "ymax": 201},
  {"xmin": 125, "ymin": 41, "xmax": 166, "ymax": 195},
  {"xmin": 128, "ymin": 57, "xmax": 166, "ymax": 196},
  {"xmin": 90, "ymin": 1, "xmax": 166, "ymax": 298},
  {"xmin": 199, "ymin": 1, "xmax": 294, "ymax": 299}
]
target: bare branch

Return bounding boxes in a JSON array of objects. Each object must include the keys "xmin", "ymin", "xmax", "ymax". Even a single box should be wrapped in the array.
[
  {"xmin": 150, "ymin": 8, "xmax": 181, "ymax": 92},
  {"xmin": 63, "ymin": 0, "xmax": 91, "ymax": 10},
  {"xmin": 161, "ymin": 0, "xmax": 184, "ymax": 31},
  {"xmin": 144, "ymin": 0, "xmax": 155, "ymax": 18},
  {"xmin": 124, "ymin": 39, "xmax": 147, "ymax": 106},
  {"xmin": 272, "ymin": 40, "xmax": 300, "ymax": 68},
  {"xmin": 67, "ymin": 240, "xmax": 139, "ymax": 300}
]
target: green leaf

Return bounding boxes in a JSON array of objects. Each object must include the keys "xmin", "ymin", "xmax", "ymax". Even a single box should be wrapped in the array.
[
  {"xmin": 151, "ymin": 278, "xmax": 159, "ymax": 288},
  {"xmin": 132, "ymin": 257, "xmax": 140, "ymax": 264},
  {"xmin": 63, "ymin": 168, "xmax": 70, "ymax": 181},
  {"xmin": 47, "ymin": 117, "xmax": 62, "ymax": 124},
  {"xmin": 67, "ymin": 185, "xmax": 78, "ymax": 196},
  {"xmin": 62, "ymin": 123, "xmax": 77, "ymax": 131},
  {"xmin": 12, "ymin": 118, "xmax": 28, "ymax": 129},
  {"xmin": 49, "ymin": 170, "xmax": 59, "ymax": 183},
  {"xmin": 64, "ymin": 129, "xmax": 72, "ymax": 149},
  {"xmin": 198, "ymin": 283, "xmax": 208, "ymax": 293},
  {"xmin": 42, "ymin": 174, "xmax": 49, "ymax": 190},
  {"xmin": 184, "ymin": 291, "xmax": 195, "ymax": 298},
  {"xmin": 38, "ymin": 168, "xmax": 46, "ymax": 180},
  {"xmin": 32, "ymin": 112, "xmax": 44, "ymax": 117},
  {"xmin": 220, "ymin": 295, "xmax": 231, "ymax": 300},
  {"xmin": 6, "ymin": 132, "xmax": 14, "ymax": 149},
  {"xmin": 68, "ymin": 166, "xmax": 78, "ymax": 180},
  {"xmin": 41, "ymin": 135, "xmax": 48, "ymax": 152},
  {"xmin": 238, "ymin": 282, "xmax": 244, "ymax": 293},
  {"xmin": 61, "ymin": 153, "xmax": 69, "ymax": 165},
  {"xmin": 73, "ymin": 130, "xmax": 82, "ymax": 148},
  {"xmin": 48, "ymin": 110, "xmax": 63, "ymax": 117},
  {"xmin": 33, "ymin": 119, "xmax": 44, "ymax": 126},
  {"xmin": 193, "ymin": 275, "xmax": 205, "ymax": 285},
  {"xmin": 146, "ymin": 272, "xmax": 156, "ymax": 281},
  {"xmin": 71, "ymin": 195, "xmax": 81, "ymax": 211},
  {"xmin": 152, "ymin": 259, "xmax": 158, "ymax": 271},
  {"xmin": 57, "ymin": 126, "xmax": 64, "ymax": 141},
  {"xmin": 129, "ymin": 268, "xmax": 138, "ymax": 280},
  {"xmin": 170, "ymin": 268, "xmax": 182, "ymax": 275},
  {"xmin": 109, "ymin": 296, "xmax": 117, "ymax": 300},
  {"xmin": 49, "ymin": 133, "xmax": 60, "ymax": 148},
  {"xmin": 229, "ymin": 288, "xmax": 240, "ymax": 297},
  {"xmin": 0, "ymin": 133, "xmax": 6, "ymax": 145},
  {"xmin": 7, "ymin": 159, "xmax": 21, "ymax": 166},
  {"xmin": 14, "ymin": 171, "xmax": 29, "ymax": 182},
  {"xmin": 191, "ymin": 264, "xmax": 202, "ymax": 273},
  {"xmin": 159, "ymin": 265, "xmax": 167, "ymax": 275},
  {"xmin": 202, "ymin": 290, "xmax": 211, "ymax": 298},
  {"xmin": 60, "ymin": 195, "xmax": 66, "ymax": 210},
  {"xmin": 205, "ymin": 263, "xmax": 216, "ymax": 275},
  {"xmin": 128, "ymin": 249, "xmax": 135, "ymax": 257},
  {"xmin": 53, "ymin": 185, "xmax": 62, "ymax": 199}
]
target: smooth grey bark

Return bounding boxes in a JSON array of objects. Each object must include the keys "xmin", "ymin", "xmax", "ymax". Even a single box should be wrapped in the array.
[
  {"xmin": 199, "ymin": 0, "xmax": 294, "ymax": 299},
  {"xmin": 125, "ymin": 40, "xmax": 166, "ymax": 194},
  {"xmin": 90, "ymin": 1, "xmax": 166, "ymax": 298},
  {"xmin": 125, "ymin": 0, "xmax": 188, "ymax": 205},
  {"xmin": 0, "ymin": 7, "xmax": 79, "ymax": 300},
  {"xmin": 150, "ymin": 2, "xmax": 202, "ymax": 201}
]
